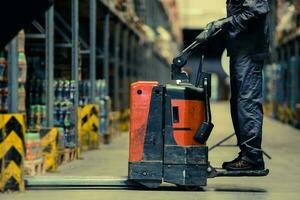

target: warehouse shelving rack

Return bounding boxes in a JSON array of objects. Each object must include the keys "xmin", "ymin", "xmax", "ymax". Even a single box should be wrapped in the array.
[
  {"xmin": 271, "ymin": 25, "xmax": 300, "ymax": 126},
  {"xmin": 5, "ymin": 0, "xmax": 179, "ymax": 146}
]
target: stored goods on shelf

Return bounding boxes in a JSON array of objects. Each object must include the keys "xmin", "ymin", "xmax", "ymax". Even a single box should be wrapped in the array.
[
  {"xmin": 25, "ymin": 132, "xmax": 42, "ymax": 161},
  {"xmin": 28, "ymin": 105, "xmax": 47, "ymax": 130},
  {"xmin": 18, "ymin": 52, "xmax": 27, "ymax": 83},
  {"xmin": 0, "ymin": 30, "xmax": 27, "ymax": 114},
  {"xmin": 0, "ymin": 82, "xmax": 8, "ymax": 112},
  {"xmin": 28, "ymin": 79, "xmax": 46, "ymax": 106},
  {"xmin": 54, "ymin": 80, "xmax": 76, "ymax": 148},
  {"xmin": 288, "ymin": 56, "xmax": 300, "ymax": 127},
  {"xmin": 0, "ymin": 51, "xmax": 7, "ymax": 82}
]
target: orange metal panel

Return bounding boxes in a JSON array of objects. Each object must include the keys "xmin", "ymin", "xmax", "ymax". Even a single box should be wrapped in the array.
[
  {"xmin": 129, "ymin": 81, "xmax": 159, "ymax": 162},
  {"xmin": 171, "ymin": 99, "xmax": 206, "ymax": 146}
]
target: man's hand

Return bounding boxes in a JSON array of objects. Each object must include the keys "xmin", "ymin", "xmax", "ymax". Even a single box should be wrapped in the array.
[{"xmin": 196, "ymin": 17, "xmax": 232, "ymax": 42}]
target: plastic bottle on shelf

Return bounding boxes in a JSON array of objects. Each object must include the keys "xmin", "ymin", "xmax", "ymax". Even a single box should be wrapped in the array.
[
  {"xmin": 59, "ymin": 103, "xmax": 65, "ymax": 126},
  {"xmin": 32, "ymin": 105, "xmax": 37, "ymax": 129},
  {"xmin": 70, "ymin": 80, "xmax": 76, "ymax": 102},
  {"xmin": 64, "ymin": 80, "xmax": 70, "ymax": 101},
  {"xmin": 64, "ymin": 128, "xmax": 70, "ymax": 147},
  {"xmin": 29, "ymin": 105, "xmax": 35, "ymax": 128},
  {"xmin": 54, "ymin": 80, "xmax": 59, "ymax": 100},
  {"xmin": 57, "ymin": 81, "xmax": 64, "ymax": 102},
  {"xmin": 64, "ymin": 102, "xmax": 70, "ymax": 127},
  {"xmin": 36, "ymin": 105, "xmax": 42, "ymax": 130},
  {"xmin": 18, "ymin": 52, "xmax": 27, "ymax": 83},
  {"xmin": 18, "ymin": 30, "xmax": 26, "ymax": 53},
  {"xmin": 54, "ymin": 102, "xmax": 60, "ymax": 126},
  {"xmin": 18, "ymin": 85, "xmax": 26, "ymax": 112}
]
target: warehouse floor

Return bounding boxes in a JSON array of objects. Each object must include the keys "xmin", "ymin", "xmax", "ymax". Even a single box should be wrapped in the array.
[{"xmin": 3, "ymin": 102, "xmax": 300, "ymax": 199}]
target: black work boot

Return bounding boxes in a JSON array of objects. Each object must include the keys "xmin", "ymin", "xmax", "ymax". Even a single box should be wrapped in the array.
[
  {"xmin": 222, "ymin": 152, "xmax": 243, "ymax": 169},
  {"xmin": 224, "ymin": 157, "xmax": 265, "ymax": 171}
]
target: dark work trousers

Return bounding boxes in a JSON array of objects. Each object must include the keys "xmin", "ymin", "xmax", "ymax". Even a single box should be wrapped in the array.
[{"xmin": 230, "ymin": 55, "xmax": 264, "ymax": 164}]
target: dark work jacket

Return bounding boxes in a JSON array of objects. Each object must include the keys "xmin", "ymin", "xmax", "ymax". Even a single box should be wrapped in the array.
[{"xmin": 226, "ymin": 0, "xmax": 270, "ymax": 59}]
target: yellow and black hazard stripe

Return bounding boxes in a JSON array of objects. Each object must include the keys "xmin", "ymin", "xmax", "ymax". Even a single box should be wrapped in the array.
[
  {"xmin": 0, "ymin": 114, "xmax": 26, "ymax": 192},
  {"xmin": 80, "ymin": 105, "xmax": 91, "ymax": 132},
  {"xmin": 89, "ymin": 105, "xmax": 100, "ymax": 149},
  {"xmin": 78, "ymin": 105, "xmax": 91, "ymax": 151},
  {"xmin": 40, "ymin": 128, "xmax": 58, "ymax": 172},
  {"xmin": 78, "ymin": 104, "xmax": 100, "ymax": 150},
  {"xmin": 89, "ymin": 105, "xmax": 99, "ymax": 133}
]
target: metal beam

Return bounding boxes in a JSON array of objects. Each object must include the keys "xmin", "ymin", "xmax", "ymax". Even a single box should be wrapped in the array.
[
  {"xmin": 89, "ymin": 0, "xmax": 97, "ymax": 102},
  {"xmin": 113, "ymin": 22, "xmax": 121, "ymax": 111},
  {"xmin": 7, "ymin": 38, "xmax": 18, "ymax": 113},
  {"xmin": 55, "ymin": 11, "xmax": 89, "ymax": 50},
  {"xmin": 72, "ymin": 0, "xmax": 79, "ymax": 146},
  {"xmin": 122, "ymin": 29, "xmax": 129, "ymax": 109},
  {"xmin": 25, "ymin": 34, "xmax": 46, "ymax": 39},
  {"xmin": 55, "ymin": 25, "xmax": 72, "ymax": 44},
  {"xmin": 32, "ymin": 20, "xmax": 45, "ymax": 34},
  {"xmin": 103, "ymin": 11, "xmax": 110, "ymax": 97},
  {"xmin": 46, "ymin": 6, "xmax": 55, "ymax": 127}
]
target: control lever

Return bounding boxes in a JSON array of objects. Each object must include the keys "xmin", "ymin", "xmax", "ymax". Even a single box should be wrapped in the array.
[{"xmin": 194, "ymin": 77, "xmax": 214, "ymax": 144}]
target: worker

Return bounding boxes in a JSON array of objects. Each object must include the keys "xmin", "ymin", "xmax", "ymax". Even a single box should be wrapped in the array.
[{"xmin": 196, "ymin": 0, "xmax": 269, "ymax": 171}]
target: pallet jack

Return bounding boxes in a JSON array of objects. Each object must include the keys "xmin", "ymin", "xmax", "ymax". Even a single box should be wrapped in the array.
[
  {"xmin": 25, "ymin": 37, "xmax": 269, "ymax": 191},
  {"xmin": 128, "ymin": 38, "xmax": 269, "ymax": 190}
]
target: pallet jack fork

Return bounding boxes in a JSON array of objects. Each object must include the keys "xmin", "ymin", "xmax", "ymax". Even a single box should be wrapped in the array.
[{"xmin": 25, "ymin": 38, "xmax": 269, "ymax": 191}]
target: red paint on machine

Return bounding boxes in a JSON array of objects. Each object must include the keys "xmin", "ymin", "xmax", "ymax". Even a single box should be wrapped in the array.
[
  {"xmin": 129, "ymin": 81, "xmax": 159, "ymax": 162},
  {"xmin": 172, "ymin": 99, "xmax": 206, "ymax": 146}
]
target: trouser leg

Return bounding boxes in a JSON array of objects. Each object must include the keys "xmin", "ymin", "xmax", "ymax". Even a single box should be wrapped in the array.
[
  {"xmin": 230, "ymin": 55, "xmax": 264, "ymax": 164},
  {"xmin": 230, "ymin": 60, "xmax": 242, "ymax": 148}
]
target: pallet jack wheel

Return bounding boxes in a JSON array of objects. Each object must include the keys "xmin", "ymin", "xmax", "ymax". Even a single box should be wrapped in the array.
[{"xmin": 176, "ymin": 185, "xmax": 202, "ymax": 191}]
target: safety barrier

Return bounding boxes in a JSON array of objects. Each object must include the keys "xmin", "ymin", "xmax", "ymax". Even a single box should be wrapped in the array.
[
  {"xmin": 89, "ymin": 105, "xmax": 100, "ymax": 149},
  {"xmin": 40, "ymin": 128, "xmax": 58, "ymax": 172},
  {"xmin": 78, "ymin": 104, "xmax": 100, "ymax": 150},
  {"xmin": 0, "ymin": 114, "xmax": 26, "ymax": 192},
  {"xmin": 106, "ymin": 111, "xmax": 120, "ymax": 144},
  {"xmin": 119, "ymin": 109, "xmax": 130, "ymax": 132}
]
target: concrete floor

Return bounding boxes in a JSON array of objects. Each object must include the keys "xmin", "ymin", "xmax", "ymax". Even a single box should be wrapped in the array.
[{"xmin": 3, "ymin": 102, "xmax": 300, "ymax": 199}]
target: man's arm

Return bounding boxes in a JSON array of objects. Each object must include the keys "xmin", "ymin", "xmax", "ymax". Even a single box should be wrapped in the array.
[
  {"xmin": 196, "ymin": 0, "xmax": 269, "ymax": 42},
  {"xmin": 229, "ymin": 0, "xmax": 269, "ymax": 34}
]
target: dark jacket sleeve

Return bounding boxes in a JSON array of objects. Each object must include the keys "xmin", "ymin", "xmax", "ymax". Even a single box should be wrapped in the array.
[{"xmin": 229, "ymin": 0, "xmax": 269, "ymax": 34}]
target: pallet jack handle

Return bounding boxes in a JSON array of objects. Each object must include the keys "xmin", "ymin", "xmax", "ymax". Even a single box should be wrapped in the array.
[
  {"xmin": 171, "ymin": 28, "xmax": 223, "ymax": 82},
  {"xmin": 171, "ymin": 40, "xmax": 206, "ymax": 81}
]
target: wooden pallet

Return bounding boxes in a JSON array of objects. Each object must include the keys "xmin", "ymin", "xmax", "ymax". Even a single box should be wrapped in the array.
[
  {"xmin": 57, "ymin": 150, "xmax": 65, "ymax": 166},
  {"xmin": 24, "ymin": 157, "xmax": 45, "ymax": 176},
  {"xmin": 60, "ymin": 148, "xmax": 77, "ymax": 164}
]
